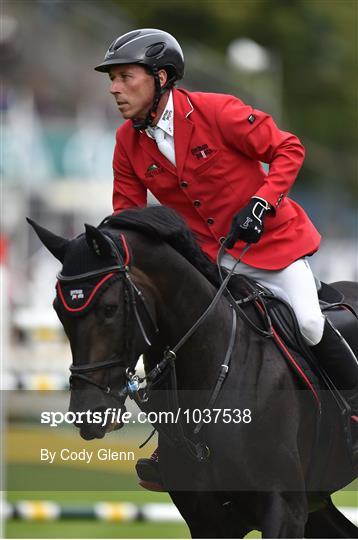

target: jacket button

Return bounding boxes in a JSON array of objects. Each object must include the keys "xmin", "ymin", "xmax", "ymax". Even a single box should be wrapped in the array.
[
  {"xmin": 180, "ymin": 181, "xmax": 188, "ymax": 188},
  {"xmin": 193, "ymin": 200, "xmax": 201, "ymax": 207},
  {"xmin": 207, "ymin": 218, "xmax": 215, "ymax": 225}
]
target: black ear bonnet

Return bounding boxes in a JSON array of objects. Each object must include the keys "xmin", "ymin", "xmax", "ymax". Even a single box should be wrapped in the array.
[{"xmin": 56, "ymin": 230, "xmax": 130, "ymax": 317}]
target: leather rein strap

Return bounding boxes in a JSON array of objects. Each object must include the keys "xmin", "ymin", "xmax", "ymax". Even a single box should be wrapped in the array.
[
  {"xmin": 66, "ymin": 235, "xmax": 251, "ymax": 459},
  {"xmin": 122, "ymin": 242, "xmax": 251, "ymax": 400},
  {"xmin": 64, "ymin": 235, "xmax": 250, "ymax": 461}
]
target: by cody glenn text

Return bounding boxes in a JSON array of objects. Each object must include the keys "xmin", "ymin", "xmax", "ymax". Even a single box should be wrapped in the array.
[{"xmin": 40, "ymin": 448, "xmax": 135, "ymax": 464}]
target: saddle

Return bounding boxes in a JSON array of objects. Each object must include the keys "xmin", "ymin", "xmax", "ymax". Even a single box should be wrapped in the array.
[
  {"xmin": 266, "ymin": 280, "xmax": 358, "ymax": 362},
  {"xmin": 226, "ymin": 275, "xmax": 358, "ymax": 397},
  {"xmin": 227, "ymin": 275, "xmax": 358, "ymax": 489}
]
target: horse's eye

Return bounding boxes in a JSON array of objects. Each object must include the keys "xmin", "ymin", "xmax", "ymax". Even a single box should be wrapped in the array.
[{"xmin": 104, "ymin": 305, "xmax": 117, "ymax": 319}]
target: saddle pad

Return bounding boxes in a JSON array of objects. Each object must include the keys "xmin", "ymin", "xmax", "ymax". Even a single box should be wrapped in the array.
[
  {"xmin": 256, "ymin": 296, "xmax": 321, "ymax": 398},
  {"xmin": 227, "ymin": 276, "xmax": 357, "ymax": 402},
  {"xmin": 228, "ymin": 276, "xmax": 358, "ymax": 489},
  {"xmin": 227, "ymin": 275, "xmax": 321, "ymax": 397}
]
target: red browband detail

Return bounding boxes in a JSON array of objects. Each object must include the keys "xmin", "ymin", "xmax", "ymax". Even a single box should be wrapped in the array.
[
  {"xmin": 57, "ymin": 272, "xmax": 115, "ymax": 313},
  {"xmin": 120, "ymin": 234, "xmax": 130, "ymax": 266}
]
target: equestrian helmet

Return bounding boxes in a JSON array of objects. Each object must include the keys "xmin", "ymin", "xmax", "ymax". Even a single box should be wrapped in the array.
[{"xmin": 94, "ymin": 28, "xmax": 184, "ymax": 81}]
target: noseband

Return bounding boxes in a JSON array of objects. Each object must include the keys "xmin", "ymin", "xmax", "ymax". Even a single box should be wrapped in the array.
[{"xmin": 57, "ymin": 233, "xmax": 158, "ymax": 398}]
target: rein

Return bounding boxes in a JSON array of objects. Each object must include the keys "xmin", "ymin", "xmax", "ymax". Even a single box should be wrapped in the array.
[
  {"xmin": 65, "ymin": 234, "xmax": 256, "ymax": 460},
  {"xmin": 170, "ymin": 243, "xmax": 250, "ymax": 353},
  {"xmin": 120, "ymin": 242, "xmax": 251, "ymax": 402}
]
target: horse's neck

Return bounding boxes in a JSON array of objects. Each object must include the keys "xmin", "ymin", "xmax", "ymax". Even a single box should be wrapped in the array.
[
  {"xmin": 130, "ymin": 240, "xmax": 230, "ymax": 387},
  {"xmin": 134, "ymin": 248, "xmax": 215, "ymax": 334}
]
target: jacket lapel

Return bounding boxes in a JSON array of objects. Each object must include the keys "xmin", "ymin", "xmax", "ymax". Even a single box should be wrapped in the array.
[
  {"xmin": 139, "ymin": 131, "xmax": 177, "ymax": 174},
  {"xmin": 138, "ymin": 89, "xmax": 194, "ymax": 178},
  {"xmin": 173, "ymin": 90, "xmax": 194, "ymax": 178}
]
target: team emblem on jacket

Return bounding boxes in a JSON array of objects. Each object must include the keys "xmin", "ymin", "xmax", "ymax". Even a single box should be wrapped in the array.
[
  {"xmin": 191, "ymin": 144, "xmax": 214, "ymax": 160},
  {"xmin": 145, "ymin": 164, "xmax": 165, "ymax": 178}
]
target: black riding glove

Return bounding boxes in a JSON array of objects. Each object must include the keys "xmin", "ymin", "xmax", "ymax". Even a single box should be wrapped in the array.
[{"xmin": 225, "ymin": 197, "xmax": 271, "ymax": 248}]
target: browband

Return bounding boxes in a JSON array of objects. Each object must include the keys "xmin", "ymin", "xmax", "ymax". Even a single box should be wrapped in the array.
[
  {"xmin": 57, "ymin": 233, "xmax": 131, "ymax": 282},
  {"xmin": 57, "ymin": 265, "xmax": 125, "ymax": 282}
]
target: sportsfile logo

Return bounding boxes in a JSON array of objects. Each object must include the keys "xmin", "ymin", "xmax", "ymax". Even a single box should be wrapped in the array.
[
  {"xmin": 70, "ymin": 289, "xmax": 84, "ymax": 300},
  {"xmin": 40, "ymin": 408, "xmax": 252, "ymax": 427}
]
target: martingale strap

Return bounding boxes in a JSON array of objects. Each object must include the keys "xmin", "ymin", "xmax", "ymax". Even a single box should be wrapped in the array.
[
  {"xmin": 193, "ymin": 307, "xmax": 237, "ymax": 436},
  {"xmin": 126, "ymin": 307, "xmax": 238, "ymax": 461}
]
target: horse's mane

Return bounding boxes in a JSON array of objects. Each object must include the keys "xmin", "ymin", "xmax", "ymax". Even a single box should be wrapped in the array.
[{"xmin": 102, "ymin": 206, "xmax": 220, "ymax": 287}]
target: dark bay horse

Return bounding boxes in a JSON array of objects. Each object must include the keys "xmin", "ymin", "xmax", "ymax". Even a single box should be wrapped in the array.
[{"xmin": 28, "ymin": 207, "xmax": 357, "ymax": 538}]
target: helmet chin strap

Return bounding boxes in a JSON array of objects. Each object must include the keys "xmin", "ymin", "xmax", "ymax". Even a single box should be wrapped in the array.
[{"xmin": 132, "ymin": 68, "xmax": 175, "ymax": 131}]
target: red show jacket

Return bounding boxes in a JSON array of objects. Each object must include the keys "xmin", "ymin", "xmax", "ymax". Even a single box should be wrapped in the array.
[{"xmin": 112, "ymin": 87, "xmax": 320, "ymax": 270}]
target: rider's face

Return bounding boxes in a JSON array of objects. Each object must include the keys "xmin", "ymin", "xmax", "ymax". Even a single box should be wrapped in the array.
[{"xmin": 109, "ymin": 64, "xmax": 161, "ymax": 121}]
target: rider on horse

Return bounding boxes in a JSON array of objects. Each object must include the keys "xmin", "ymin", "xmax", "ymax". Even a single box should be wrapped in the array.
[{"xmin": 94, "ymin": 28, "xmax": 358, "ymax": 485}]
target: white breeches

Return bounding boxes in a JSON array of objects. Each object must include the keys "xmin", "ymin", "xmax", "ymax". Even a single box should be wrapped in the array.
[{"xmin": 221, "ymin": 255, "xmax": 325, "ymax": 346}]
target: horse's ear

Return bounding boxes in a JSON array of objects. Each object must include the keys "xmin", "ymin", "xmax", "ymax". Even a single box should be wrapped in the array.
[
  {"xmin": 26, "ymin": 217, "xmax": 70, "ymax": 263},
  {"xmin": 85, "ymin": 224, "xmax": 113, "ymax": 258}
]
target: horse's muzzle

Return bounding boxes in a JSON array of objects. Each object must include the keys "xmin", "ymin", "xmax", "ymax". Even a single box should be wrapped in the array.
[{"xmin": 71, "ymin": 405, "xmax": 126, "ymax": 440}]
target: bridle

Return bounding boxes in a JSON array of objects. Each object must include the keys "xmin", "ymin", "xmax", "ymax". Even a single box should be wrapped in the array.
[
  {"xmin": 57, "ymin": 233, "xmax": 158, "ymax": 398},
  {"xmin": 60, "ymin": 233, "xmax": 258, "ymax": 460},
  {"xmin": 61, "ymin": 232, "xmax": 253, "ymax": 410}
]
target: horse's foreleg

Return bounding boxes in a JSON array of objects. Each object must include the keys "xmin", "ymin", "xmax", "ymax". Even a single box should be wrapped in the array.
[
  {"xmin": 169, "ymin": 491, "xmax": 249, "ymax": 538},
  {"xmin": 261, "ymin": 491, "xmax": 308, "ymax": 538}
]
